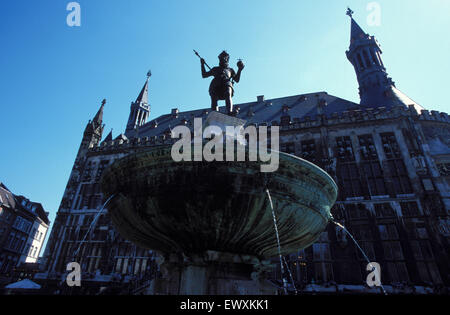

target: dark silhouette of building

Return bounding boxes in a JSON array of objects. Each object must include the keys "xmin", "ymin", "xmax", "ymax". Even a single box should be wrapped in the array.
[{"xmin": 39, "ymin": 14, "xmax": 449, "ymax": 295}]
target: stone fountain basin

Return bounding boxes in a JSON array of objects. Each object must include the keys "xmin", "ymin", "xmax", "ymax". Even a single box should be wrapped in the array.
[{"xmin": 100, "ymin": 145, "xmax": 337, "ymax": 259}]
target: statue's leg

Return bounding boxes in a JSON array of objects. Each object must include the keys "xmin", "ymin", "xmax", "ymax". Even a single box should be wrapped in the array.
[
  {"xmin": 211, "ymin": 97, "xmax": 218, "ymax": 112},
  {"xmin": 225, "ymin": 87, "xmax": 233, "ymax": 115}
]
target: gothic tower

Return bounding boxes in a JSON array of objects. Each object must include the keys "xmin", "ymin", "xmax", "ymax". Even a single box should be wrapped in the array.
[
  {"xmin": 346, "ymin": 9, "xmax": 425, "ymax": 113},
  {"xmin": 59, "ymin": 99, "xmax": 105, "ymax": 211},
  {"xmin": 125, "ymin": 71, "xmax": 151, "ymax": 138},
  {"xmin": 345, "ymin": 9, "xmax": 397, "ymax": 108},
  {"xmin": 78, "ymin": 99, "xmax": 106, "ymax": 155},
  {"xmin": 45, "ymin": 100, "xmax": 106, "ymax": 272}
]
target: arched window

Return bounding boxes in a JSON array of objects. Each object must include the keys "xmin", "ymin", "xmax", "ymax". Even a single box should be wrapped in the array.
[
  {"xmin": 357, "ymin": 53, "xmax": 364, "ymax": 69},
  {"xmin": 370, "ymin": 49, "xmax": 378, "ymax": 65},
  {"xmin": 362, "ymin": 50, "xmax": 371, "ymax": 67}
]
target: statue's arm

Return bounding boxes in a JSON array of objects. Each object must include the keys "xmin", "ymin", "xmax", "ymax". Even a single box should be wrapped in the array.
[
  {"xmin": 233, "ymin": 61, "xmax": 245, "ymax": 83},
  {"xmin": 234, "ymin": 68, "xmax": 243, "ymax": 83},
  {"xmin": 201, "ymin": 60, "xmax": 212, "ymax": 78}
]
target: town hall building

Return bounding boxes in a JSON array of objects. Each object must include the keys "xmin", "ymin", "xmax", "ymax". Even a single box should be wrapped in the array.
[{"xmin": 38, "ymin": 14, "xmax": 449, "ymax": 294}]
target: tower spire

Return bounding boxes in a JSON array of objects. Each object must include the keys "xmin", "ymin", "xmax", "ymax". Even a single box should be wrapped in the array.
[
  {"xmin": 349, "ymin": 15, "xmax": 368, "ymax": 43},
  {"xmin": 125, "ymin": 71, "xmax": 151, "ymax": 137},
  {"xmin": 135, "ymin": 72, "xmax": 151, "ymax": 105},
  {"xmin": 103, "ymin": 128, "xmax": 113, "ymax": 142},
  {"xmin": 78, "ymin": 99, "xmax": 106, "ymax": 154},
  {"xmin": 93, "ymin": 98, "xmax": 106, "ymax": 127},
  {"xmin": 345, "ymin": 12, "xmax": 395, "ymax": 107},
  {"xmin": 345, "ymin": 12, "xmax": 424, "ymax": 111}
]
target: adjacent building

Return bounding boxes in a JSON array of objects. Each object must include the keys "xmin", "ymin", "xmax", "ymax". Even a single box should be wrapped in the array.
[
  {"xmin": 0, "ymin": 183, "xmax": 50, "ymax": 286},
  {"xmin": 40, "ymin": 14, "xmax": 449, "ymax": 294}
]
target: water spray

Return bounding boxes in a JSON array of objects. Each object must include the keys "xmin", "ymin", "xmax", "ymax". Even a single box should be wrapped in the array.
[
  {"xmin": 330, "ymin": 216, "xmax": 388, "ymax": 295},
  {"xmin": 73, "ymin": 194, "xmax": 116, "ymax": 258},
  {"xmin": 266, "ymin": 188, "xmax": 290, "ymax": 295}
]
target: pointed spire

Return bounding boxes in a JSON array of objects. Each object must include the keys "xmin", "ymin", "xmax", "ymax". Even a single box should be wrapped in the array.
[
  {"xmin": 80, "ymin": 99, "xmax": 105, "ymax": 151},
  {"xmin": 104, "ymin": 129, "xmax": 113, "ymax": 142},
  {"xmin": 93, "ymin": 99, "xmax": 106, "ymax": 127},
  {"xmin": 345, "ymin": 9, "xmax": 407, "ymax": 109},
  {"xmin": 125, "ymin": 71, "xmax": 152, "ymax": 137},
  {"xmin": 347, "ymin": 9, "xmax": 368, "ymax": 44},
  {"xmin": 351, "ymin": 18, "xmax": 368, "ymax": 42},
  {"xmin": 136, "ymin": 71, "xmax": 151, "ymax": 104}
]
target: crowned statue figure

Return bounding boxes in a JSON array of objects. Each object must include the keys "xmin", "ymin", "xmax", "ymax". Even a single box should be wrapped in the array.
[{"xmin": 199, "ymin": 50, "xmax": 245, "ymax": 115}]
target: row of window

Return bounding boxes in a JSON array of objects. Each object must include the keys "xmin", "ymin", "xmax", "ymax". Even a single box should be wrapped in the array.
[
  {"xmin": 283, "ymin": 237, "xmax": 441, "ymax": 285},
  {"xmin": 81, "ymin": 160, "xmax": 111, "ymax": 182},
  {"xmin": 280, "ymin": 133, "xmax": 415, "ymax": 200},
  {"xmin": 12, "ymin": 216, "xmax": 32, "ymax": 233},
  {"xmin": 282, "ymin": 132, "xmax": 403, "ymax": 162},
  {"xmin": 34, "ymin": 230, "xmax": 44, "ymax": 241},
  {"xmin": 342, "ymin": 202, "xmax": 421, "ymax": 220},
  {"xmin": 26, "ymin": 243, "xmax": 39, "ymax": 258},
  {"xmin": 114, "ymin": 257, "xmax": 149, "ymax": 275},
  {"xmin": 58, "ymin": 241, "xmax": 153, "ymax": 275},
  {"xmin": 4, "ymin": 232, "xmax": 40, "ymax": 258},
  {"xmin": 0, "ymin": 254, "xmax": 18, "ymax": 274},
  {"xmin": 354, "ymin": 48, "xmax": 383, "ymax": 71},
  {"xmin": 73, "ymin": 183, "xmax": 104, "ymax": 210},
  {"xmin": 329, "ymin": 134, "xmax": 411, "ymax": 199},
  {"xmin": 337, "ymin": 160, "xmax": 412, "ymax": 199},
  {"xmin": 5, "ymin": 232, "xmax": 26, "ymax": 253}
]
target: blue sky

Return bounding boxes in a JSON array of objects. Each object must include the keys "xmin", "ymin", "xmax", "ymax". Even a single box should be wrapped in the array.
[{"xmin": 0, "ymin": 0, "xmax": 449, "ymax": 251}]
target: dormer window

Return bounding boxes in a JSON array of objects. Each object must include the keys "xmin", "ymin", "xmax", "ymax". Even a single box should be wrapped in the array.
[
  {"xmin": 280, "ymin": 115, "xmax": 291, "ymax": 126},
  {"xmin": 319, "ymin": 99, "xmax": 327, "ymax": 107},
  {"xmin": 298, "ymin": 95, "xmax": 307, "ymax": 103}
]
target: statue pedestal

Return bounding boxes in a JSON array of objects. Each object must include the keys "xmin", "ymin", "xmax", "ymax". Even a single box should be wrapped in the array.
[{"xmin": 149, "ymin": 251, "xmax": 277, "ymax": 295}]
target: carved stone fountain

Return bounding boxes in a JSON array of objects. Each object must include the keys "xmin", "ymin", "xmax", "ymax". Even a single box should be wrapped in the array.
[{"xmin": 101, "ymin": 145, "xmax": 337, "ymax": 294}]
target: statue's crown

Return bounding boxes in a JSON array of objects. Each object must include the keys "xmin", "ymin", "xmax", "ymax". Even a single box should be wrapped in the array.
[{"xmin": 218, "ymin": 50, "xmax": 229, "ymax": 59}]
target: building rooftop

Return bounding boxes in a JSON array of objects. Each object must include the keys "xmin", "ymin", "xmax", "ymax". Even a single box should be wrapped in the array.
[
  {"xmin": 0, "ymin": 182, "xmax": 17, "ymax": 209},
  {"xmin": 130, "ymin": 90, "xmax": 427, "ymax": 140},
  {"xmin": 136, "ymin": 92, "xmax": 365, "ymax": 138},
  {"xmin": 0, "ymin": 181, "xmax": 50, "ymax": 225}
]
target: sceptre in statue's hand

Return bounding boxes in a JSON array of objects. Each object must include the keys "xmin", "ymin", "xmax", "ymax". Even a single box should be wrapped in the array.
[{"xmin": 196, "ymin": 50, "xmax": 245, "ymax": 115}]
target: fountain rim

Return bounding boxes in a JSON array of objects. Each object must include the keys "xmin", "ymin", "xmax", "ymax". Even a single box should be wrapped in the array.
[
  {"xmin": 100, "ymin": 144, "xmax": 338, "ymax": 258},
  {"xmin": 102, "ymin": 144, "xmax": 338, "ymax": 195}
]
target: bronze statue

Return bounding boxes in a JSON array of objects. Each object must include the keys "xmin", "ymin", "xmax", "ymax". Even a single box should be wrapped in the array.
[{"xmin": 197, "ymin": 50, "xmax": 244, "ymax": 115}]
